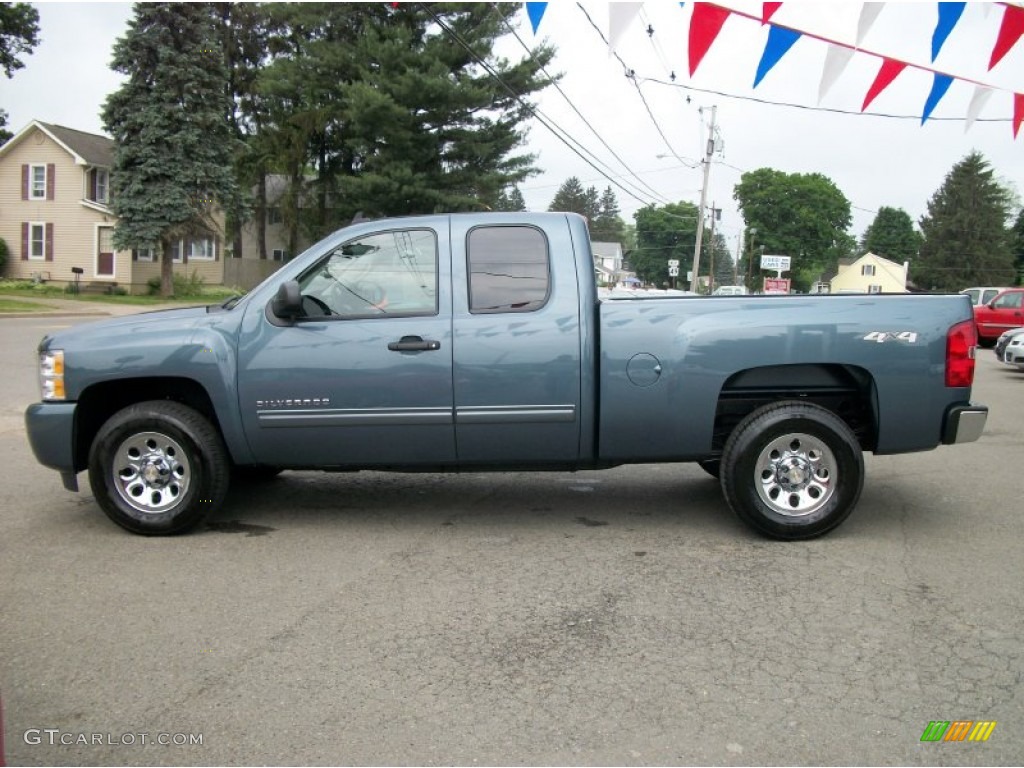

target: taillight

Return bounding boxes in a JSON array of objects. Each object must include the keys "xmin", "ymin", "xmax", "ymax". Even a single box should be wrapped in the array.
[{"xmin": 946, "ymin": 319, "xmax": 977, "ymax": 387}]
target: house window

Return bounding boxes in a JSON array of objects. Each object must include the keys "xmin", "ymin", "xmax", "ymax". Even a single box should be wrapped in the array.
[
  {"xmin": 861, "ymin": 264, "xmax": 876, "ymax": 276},
  {"xmin": 268, "ymin": 207, "xmax": 283, "ymax": 225},
  {"xmin": 170, "ymin": 241, "xmax": 182, "ymax": 263},
  {"xmin": 134, "ymin": 247, "xmax": 156, "ymax": 263},
  {"xmin": 95, "ymin": 169, "xmax": 109, "ymax": 203},
  {"xmin": 188, "ymin": 236, "xmax": 216, "ymax": 261},
  {"xmin": 272, "ymin": 248, "xmax": 287, "ymax": 261},
  {"xmin": 30, "ymin": 165, "xmax": 47, "ymax": 199},
  {"xmin": 868, "ymin": 284, "xmax": 882, "ymax": 294},
  {"xmin": 29, "ymin": 222, "xmax": 46, "ymax": 260}
]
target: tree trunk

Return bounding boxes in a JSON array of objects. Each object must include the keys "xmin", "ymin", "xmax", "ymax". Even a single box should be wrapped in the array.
[
  {"xmin": 256, "ymin": 166, "xmax": 267, "ymax": 260},
  {"xmin": 160, "ymin": 236, "xmax": 174, "ymax": 298}
]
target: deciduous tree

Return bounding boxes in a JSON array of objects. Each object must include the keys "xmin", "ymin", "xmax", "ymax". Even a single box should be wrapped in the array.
[
  {"xmin": 860, "ymin": 206, "xmax": 921, "ymax": 263},
  {"xmin": 0, "ymin": 1, "xmax": 40, "ymax": 143}
]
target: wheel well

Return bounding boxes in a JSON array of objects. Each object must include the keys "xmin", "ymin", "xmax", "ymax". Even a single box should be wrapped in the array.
[
  {"xmin": 710, "ymin": 364, "xmax": 877, "ymax": 455},
  {"xmin": 73, "ymin": 377, "xmax": 221, "ymax": 472}
]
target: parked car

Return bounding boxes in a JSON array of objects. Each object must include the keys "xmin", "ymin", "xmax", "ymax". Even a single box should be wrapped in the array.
[
  {"xmin": 713, "ymin": 285, "xmax": 748, "ymax": 296},
  {"xmin": 962, "ymin": 286, "xmax": 1011, "ymax": 306},
  {"xmin": 999, "ymin": 329, "xmax": 1024, "ymax": 371},
  {"xmin": 994, "ymin": 326, "xmax": 1024, "ymax": 361},
  {"xmin": 974, "ymin": 288, "xmax": 1024, "ymax": 346}
]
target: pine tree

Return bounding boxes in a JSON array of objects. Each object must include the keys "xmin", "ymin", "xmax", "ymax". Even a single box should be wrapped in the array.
[
  {"xmin": 860, "ymin": 206, "xmax": 921, "ymax": 263},
  {"xmin": 102, "ymin": 3, "xmax": 241, "ymax": 297},
  {"xmin": 495, "ymin": 186, "xmax": 527, "ymax": 211},
  {"xmin": 914, "ymin": 152, "xmax": 1014, "ymax": 291},
  {"xmin": 548, "ymin": 177, "xmax": 590, "ymax": 215},
  {"xmin": 1012, "ymin": 209, "xmax": 1024, "ymax": 285},
  {"xmin": 0, "ymin": 1, "xmax": 40, "ymax": 143},
  {"xmin": 590, "ymin": 186, "xmax": 625, "ymax": 242}
]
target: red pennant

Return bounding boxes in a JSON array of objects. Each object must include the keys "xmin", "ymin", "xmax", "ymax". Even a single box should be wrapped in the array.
[
  {"xmin": 989, "ymin": 4, "xmax": 1024, "ymax": 70},
  {"xmin": 762, "ymin": 2, "xmax": 782, "ymax": 25},
  {"xmin": 1014, "ymin": 93, "xmax": 1024, "ymax": 139},
  {"xmin": 861, "ymin": 58, "xmax": 907, "ymax": 111},
  {"xmin": 689, "ymin": 3, "xmax": 731, "ymax": 76}
]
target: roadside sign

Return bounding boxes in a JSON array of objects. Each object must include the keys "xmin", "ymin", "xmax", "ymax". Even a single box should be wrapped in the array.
[
  {"xmin": 668, "ymin": 267, "xmax": 679, "ymax": 277},
  {"xmin": 764, "ymin": 277, "xmax": 791, "ymax": 294},
  {"xmin": 761, "ymin": 254, "xmax": 791, "ymax": 271},
  {"xmin": 668, "ymin": 259, "xmax": 680, "ymax": 268}
]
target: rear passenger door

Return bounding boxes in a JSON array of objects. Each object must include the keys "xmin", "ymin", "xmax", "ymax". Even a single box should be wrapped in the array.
[{"xmin": 450, "ymin": 217, "xmax": 583, "ymax": 465}]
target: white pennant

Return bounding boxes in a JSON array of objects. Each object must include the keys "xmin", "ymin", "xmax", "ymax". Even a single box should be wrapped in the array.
[
  {"xmin": 964, "ymin": 86, "xmax": 993, "ymax": 133},
  {"xmin": 819, "ymin": 44, "xmax": 855, "ymax": 103},
  {"xmin": 609, "ymin": 2, "xmax": 643, "ymax": 56},
  {"xmin": 857, "ymin": 3, "xmax": 885, "ymax": 47}
]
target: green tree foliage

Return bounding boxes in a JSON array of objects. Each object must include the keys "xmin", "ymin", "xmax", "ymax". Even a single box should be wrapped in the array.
[
  {"xmin": 1011, "ymin": 208, "xmax": 1024, "ymax": 285},
  {"xmin": 102, "ymin": 3, "xmax": 242, "ymax": 297},
  {"xmin": 632, "ymin": 202, "xmax": 700, "ymax": 286},
  {"xmin": 0, "ymin": 1, "xmax": 41, "ymax": 144},
  {"xmin": 733, "ymin": 168, "xmax": 853, "ymax": 292},
  {"xmin": 914, "ymin": 152, "xmax": 1015, "ymax": 291},
  {"xmin": 494, "ymin": 185, "xmax": 527, "ymax": 211},
  {"xmin": 256, "ymin": 2, "xmax": 553, "ymax": 246},
  {"xmin": 590, "ymin": 186, "xmax": 625, "ymax": 243},
  {"xmin": 549, "ymin": 177, "xmax": 597, "ymax": 218},
  {"xmin": 860, "ymin": 206, "xmax": 921, "ymax": 262},
  {"xmin": 708, "ymin": 231, "xmax": 735, "ymax": 289}
]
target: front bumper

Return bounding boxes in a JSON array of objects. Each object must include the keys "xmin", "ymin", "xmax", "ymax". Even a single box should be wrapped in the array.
[
  {"xmin": 25, "ymin": 402, "xmax": 79, "ymax": 490},
  {"xmin": 942, "ymin": 403, "xmax": 988, "ymax": 445}
]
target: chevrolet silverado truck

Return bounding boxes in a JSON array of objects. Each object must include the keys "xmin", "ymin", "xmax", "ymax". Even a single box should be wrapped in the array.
[{"xmin": 25, "ymin": 212, "xmax": 987, "ymax": 539}]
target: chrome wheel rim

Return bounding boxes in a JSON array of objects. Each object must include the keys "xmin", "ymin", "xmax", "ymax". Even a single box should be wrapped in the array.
[
  {"xmin": 112, "ymin": 431, "xmax": 191, "ymax": 514},
  {"xmin": 755, "ymin": 432, "xmax": 836, "ymax": 517}
]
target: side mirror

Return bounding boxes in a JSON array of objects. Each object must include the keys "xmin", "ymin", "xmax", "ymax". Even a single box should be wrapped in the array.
[{"xmin": 271, "ymin": 280, "xmax": 302, "ymax": 321}]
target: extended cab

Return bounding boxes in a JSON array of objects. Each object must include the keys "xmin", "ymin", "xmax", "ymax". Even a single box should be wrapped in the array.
[{"xmin": 26, "ymin": 213, "xmax": 987, "ymax": 539}]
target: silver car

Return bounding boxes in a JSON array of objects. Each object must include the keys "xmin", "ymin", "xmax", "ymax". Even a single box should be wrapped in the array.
[{"xmin": 997, "ymin": 327, "xmax": 1024, "ymax": 370}]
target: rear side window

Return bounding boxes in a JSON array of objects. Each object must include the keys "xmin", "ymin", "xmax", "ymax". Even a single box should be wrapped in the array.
[{"xmin": 467, "ymin": 226, "xmax": 550, "ymax": 313}]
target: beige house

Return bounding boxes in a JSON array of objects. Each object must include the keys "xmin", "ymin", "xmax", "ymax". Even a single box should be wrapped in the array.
[
  {"xmin": 0, "ymin": 120, "xmax": 294, "ymax": 293},
  {"xmin": 829, "ymin": 252, "xmax": 909, "ymax": 294}
]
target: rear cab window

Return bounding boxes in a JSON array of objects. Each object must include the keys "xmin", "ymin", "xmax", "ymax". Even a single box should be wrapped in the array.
[{"xmin": 466, "ymin": 225, "xmax": 550, "ymax": 314}]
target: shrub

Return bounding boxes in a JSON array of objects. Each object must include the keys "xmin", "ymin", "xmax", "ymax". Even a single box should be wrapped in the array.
[{"xmin": 0, "ymin": 238, "xmax": 7, "ymax": 271}]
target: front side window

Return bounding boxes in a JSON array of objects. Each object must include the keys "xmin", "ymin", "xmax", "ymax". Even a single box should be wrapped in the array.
[
  {"xmin": 29, "ymin": 223, "xmax": 45, "ymax": 259},
  {"xmin": 30, "ymin": 165, "xmax": 46, "ymax": 199},
  {"xmin": 467, "ymin": 226, "xmax": 549, "ymax": 313},
  {"xmin": 994, "ymin": 291, "xmax": 1022, "ymax": 310},
  {"xmin": 296, "ymin": 229, "xmax": 438, "ymax": 319}
]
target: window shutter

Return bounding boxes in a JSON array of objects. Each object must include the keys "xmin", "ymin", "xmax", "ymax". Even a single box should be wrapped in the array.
[
  {"xmin": 214, "ymin": 236, "xmax": 220, "ymax": 261},
  {"xmin": 21, "ymin": 222, "xmax": 28, "ymax": 260},
  {"xmin": 46, "ymin": 164, "xmax": 55, "ymax": 200},
  {"xmin": 131, "ymin": 249, "xmax": 138, "ymax": 262},
  {"xmin": 21, "ymin": 165, "xmax": 28, "ymax": 200},
  {"xmin": 45, "ymin": 223, "xmax": 54, "ymax": 261},
  {"xmin": 182, "ymin": 240, "xmax": 189, "ymax": 264}
]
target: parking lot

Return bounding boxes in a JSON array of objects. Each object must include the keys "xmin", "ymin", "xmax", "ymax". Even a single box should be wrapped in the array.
[{"xmin": 1, "ymin": 311, "xmax": 1022, "ymax": 766}]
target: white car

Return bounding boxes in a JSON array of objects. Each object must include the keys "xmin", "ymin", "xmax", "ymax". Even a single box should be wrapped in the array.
[
  {"xmin": 998, "ymin": 328, "xmax": 1024, "ymax": 370},
  {"xmin": 962, "ymin": 286, "xmax": 1011, "ymax": 306},
  {"xmin": 713, "ymin": 285, "xmax": 748, "ymax": 296}
]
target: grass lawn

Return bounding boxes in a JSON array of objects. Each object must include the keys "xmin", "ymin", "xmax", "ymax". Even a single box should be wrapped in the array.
[{"xmin": 0, "ymin": 297, "xmax": 55, "ymax": 312}]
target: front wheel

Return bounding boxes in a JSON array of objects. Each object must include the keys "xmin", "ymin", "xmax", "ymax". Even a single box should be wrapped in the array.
[
  {"xmin": 88, "ymin": 401, "xmax": 230, "ymax": 535},
  {"xmin": 720, "ymin": 401, "xmax": 864, "ymax": 540}
]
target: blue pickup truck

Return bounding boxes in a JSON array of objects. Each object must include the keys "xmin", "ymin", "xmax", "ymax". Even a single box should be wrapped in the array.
[{"xmin": 26, "ymin": 212, "xmax": 987, "ymax": 539}]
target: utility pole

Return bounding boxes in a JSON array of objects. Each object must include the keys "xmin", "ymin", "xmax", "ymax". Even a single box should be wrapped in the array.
[
  {"xmin": 691, "ymin": 104, "xmax": 716, "ymax": 293},
  {"xmin": 707, "ymin": 201, "xmax": 720, "ymax": 294}
]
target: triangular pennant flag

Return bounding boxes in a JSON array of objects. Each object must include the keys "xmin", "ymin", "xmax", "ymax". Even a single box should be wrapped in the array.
[
  {"xmin": 609, "ymin": 2, "xmax": 643, "ymax": 55},
  {"xmin": 988, "ymin": 4, "xmax": 1024, "ymax": 70},
  {"xmin": 526, "ymin": 2, "xmax": 547, "ymax": 35},
  {"xmin": 689, "ymin": 3, "xmax": 731, "ymax": 75},
  {"xmin": 932, "ymin": 3, "xmax": 965, "ymax": 61},
  {"xmin": 1014, "ymin": 93, "xmax": 1024, "ymax": 138},
  {"xmin": 921, "ymin": 73, "xmax": 954, "ymax": 123},
  {"xmin": 857, "ymin": 3, "xmax": 885, "ymax": 47},
  {"xmin": 754, "ymin": 26, "xmax": 802, "ymax": 87},
  {"xmin": 862, "ymin": 57, "xmax": 906, "ymax": 110},
  {"xmin": 762, "ymin": 3, "xmax": 783, "ymax": 24},
  {"xmin": 964, "ymin": 86, "xmax": 993, "ymax": 133},
  {"xmin": 818, "ymin": 44, "xmax": 855, "ymax": 103}
]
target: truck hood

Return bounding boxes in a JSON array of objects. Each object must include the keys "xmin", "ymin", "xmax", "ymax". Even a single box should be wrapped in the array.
[{"xmin": 38, "ymin": 306, "xmax": 213, "ymax": 352}]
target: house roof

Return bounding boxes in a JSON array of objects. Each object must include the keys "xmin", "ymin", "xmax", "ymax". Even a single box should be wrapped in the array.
[
  {"xmin": 591, "ymin": 241, "xmax": 623, "ymax": 259},
  {"xmin": 0, "ymin": 120, "xmax": 113, "ymax": 167}
]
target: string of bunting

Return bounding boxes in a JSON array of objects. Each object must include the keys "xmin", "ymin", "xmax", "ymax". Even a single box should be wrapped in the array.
[{"xmin": 525, "ymin": 2, "xmax": 1024, "ymax": 138}]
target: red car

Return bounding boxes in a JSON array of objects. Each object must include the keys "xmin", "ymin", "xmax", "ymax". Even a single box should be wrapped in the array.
[{"xmin": 974, "ymin": 288, "xmax": 1024, "ymax": 346}]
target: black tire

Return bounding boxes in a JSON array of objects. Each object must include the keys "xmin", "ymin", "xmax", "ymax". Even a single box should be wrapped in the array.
[
  {"xmin": 88, "ymin": 401, "xmax": 230, "ymax": 535},
  {"xmin": 720, "ymin": 401, "xmax": 864, "ymax": 540},
  {"xmin": 697, "ymin": 459, "xmax": 721, "ymax": 479}
]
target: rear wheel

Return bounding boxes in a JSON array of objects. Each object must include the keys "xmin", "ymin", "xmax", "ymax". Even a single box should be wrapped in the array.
[
  {"xmin": 720, "ymin": 401, "xmax": 863, "ymax": 540},
  {"xmin": 88, "ymin": 401, "xmax": 229, "ymax": 535}
]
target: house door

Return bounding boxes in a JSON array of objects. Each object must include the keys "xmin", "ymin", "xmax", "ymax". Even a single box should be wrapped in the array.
[{"xmin": 97, "ymin": 226, "xmax": 115, "ymax": 277}]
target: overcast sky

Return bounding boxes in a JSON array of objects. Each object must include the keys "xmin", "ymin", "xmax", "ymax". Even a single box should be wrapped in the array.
[{"xmin": 4, "ymin": 1, "xmax": 1022, "ymax": 255}]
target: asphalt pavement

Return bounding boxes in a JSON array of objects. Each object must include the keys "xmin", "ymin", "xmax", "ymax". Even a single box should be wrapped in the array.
[{"xmin": 0, "ymin": 311, "xmax": 1021, "ymax": 766}]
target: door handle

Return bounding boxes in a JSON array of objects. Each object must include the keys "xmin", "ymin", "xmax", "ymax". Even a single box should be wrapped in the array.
[{"xmin": 387, "ymin": 335, "xmax": 441, "ymax": 352}]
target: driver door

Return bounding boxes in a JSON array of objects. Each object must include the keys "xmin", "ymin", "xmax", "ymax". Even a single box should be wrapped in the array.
[{"xmin": 236, "ymin": 223, "xmax": 455, "ymax": 467}]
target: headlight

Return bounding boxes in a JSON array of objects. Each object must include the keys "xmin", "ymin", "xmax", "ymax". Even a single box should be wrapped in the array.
[{"xmin": 39, "ymin": 350, "xmax": 66, "ymax": 401}]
